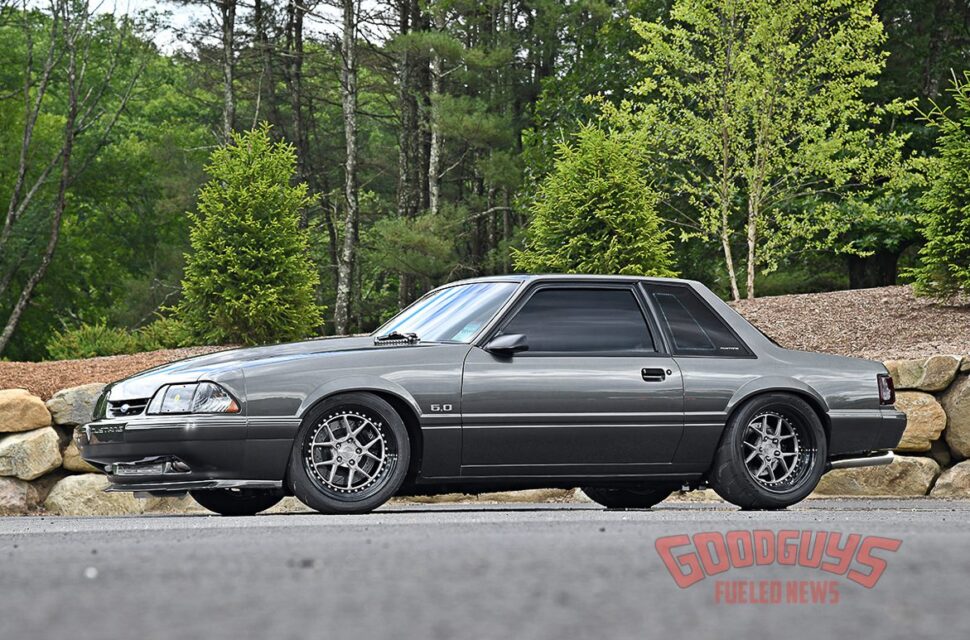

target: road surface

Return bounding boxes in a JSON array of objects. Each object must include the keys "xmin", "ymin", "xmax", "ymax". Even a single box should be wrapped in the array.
[{"xmin": 1, "ymin": 499, "xmax": 966, "ymax": 639}]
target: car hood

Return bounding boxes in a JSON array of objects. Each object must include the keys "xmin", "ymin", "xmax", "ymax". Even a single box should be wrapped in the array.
[{"xmin": 106, "ymin": 336, "xmax": 427, "ymax": 400}]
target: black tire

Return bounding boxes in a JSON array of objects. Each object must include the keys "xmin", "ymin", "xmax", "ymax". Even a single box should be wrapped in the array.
[
  {"xmin": 581, "ymin": 486, "xmax": 672, "ymax": 509},
  {"xmin": 190, "ymin": 489, "xmax": 283, "ymax": 516},
  {"xmin": 710, "ymin": 393, "xmax": 827, "ymax": 510},
  {"xmin": 288, "ymin": 392, "xmax": 410, "ymax": 515}
]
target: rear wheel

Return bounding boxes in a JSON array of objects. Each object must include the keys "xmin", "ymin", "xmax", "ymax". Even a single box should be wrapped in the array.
[
  {"xmin": 288, "ymin": 393, "xmax": 410, "ymax": 514},
  {"xmin": 710, "ymin": 393, "xmax": 827, "ymax": 510},
  {"xmin": 581, "ymin": 486, "xmax": 672, "ymax": 509},
  {"xmin": 190, "ymin": 489, "xmax": 283, "ymax": 516}
]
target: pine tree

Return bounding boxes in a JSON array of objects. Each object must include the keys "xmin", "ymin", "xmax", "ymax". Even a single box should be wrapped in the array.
[
  {"xmin": 910, "ymin": 74, "xmax": 970, "ymax": 299},
  {"xmin": 514, "ymin": 125, "xmax": 677, "ymax": 277},
  {"xmin": 178, "ymin": 124, "xmax": 322, "ymax": 344}
]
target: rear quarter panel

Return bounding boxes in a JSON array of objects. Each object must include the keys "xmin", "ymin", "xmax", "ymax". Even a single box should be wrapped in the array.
[{"xmin": 676, "ymin": 345, "xmax": 890, "ymax": 461}]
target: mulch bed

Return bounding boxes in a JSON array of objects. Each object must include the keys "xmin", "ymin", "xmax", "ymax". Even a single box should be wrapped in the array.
[
  {"xmin": 731, "ymin": 285, "xmax": 970, "ymax": 361},
  {"xmin": 0, "ymin": 346, "xmax": 228, "ymax": 400},
  {"xmin": 1, "ymin": 285, "xmax": 967, "ymax": 399}
]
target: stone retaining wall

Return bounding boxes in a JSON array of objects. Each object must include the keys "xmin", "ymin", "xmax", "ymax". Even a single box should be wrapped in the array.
[
  {"xmin": 815, "ymin": 354, "xmax": 970, "ymax": 498},
  {"xmin": 1, "ymin": 354, "xmax": 968, "ymax": 516}
]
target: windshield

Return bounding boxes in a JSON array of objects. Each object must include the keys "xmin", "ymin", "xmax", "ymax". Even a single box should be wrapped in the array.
[{"xmin": 375, "ymin": 281, "xmax": 520, "ymax": 343}]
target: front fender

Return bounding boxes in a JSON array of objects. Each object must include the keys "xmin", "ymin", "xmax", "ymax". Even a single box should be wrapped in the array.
[{"xmin": 298, "ymin": 375, "xmax": 422, "ymax": 419}]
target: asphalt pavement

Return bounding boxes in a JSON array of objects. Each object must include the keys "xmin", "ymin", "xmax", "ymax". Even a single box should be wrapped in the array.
[{"xmin": 1, "ymin": 499, "xmax": 967, "ymax": 640}]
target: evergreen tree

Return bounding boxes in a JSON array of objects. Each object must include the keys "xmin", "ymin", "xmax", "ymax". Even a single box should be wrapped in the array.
[
  {"xmin": 909, "ymin": 74, "xmax": 970, "ymax": 299},
  {"xmin": 178, "ymin": 124, "xmax": 322, "ymax": 344},
  {"xmin": 514, "ymin": 125, "xmax": 676, "ymax": 277}
]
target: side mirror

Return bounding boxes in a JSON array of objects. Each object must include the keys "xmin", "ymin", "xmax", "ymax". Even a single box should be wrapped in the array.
[{"xmin": 484, "ymin": 333, "xmax": 529, "ymax": 356}]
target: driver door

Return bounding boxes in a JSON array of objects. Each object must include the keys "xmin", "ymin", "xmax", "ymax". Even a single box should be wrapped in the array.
[{"xmin": 459, "ymin": 283, "xmax": 685, "ymax": 477}]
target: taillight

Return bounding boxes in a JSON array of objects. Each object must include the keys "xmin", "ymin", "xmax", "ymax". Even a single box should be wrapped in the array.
[{"xmin": 877, "ymin": 374, "xmax": 896, "ymax": 405}]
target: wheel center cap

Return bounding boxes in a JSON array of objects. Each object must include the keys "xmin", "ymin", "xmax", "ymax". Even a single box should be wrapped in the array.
[{"xmin": 337, "ymin": 442, "xmax": 360, "ymax": 463}]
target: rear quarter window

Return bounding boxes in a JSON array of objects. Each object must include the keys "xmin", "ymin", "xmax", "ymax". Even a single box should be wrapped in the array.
[{"xmin": 644, "ymin": 284, "xmax": 751, "ymax": 357}]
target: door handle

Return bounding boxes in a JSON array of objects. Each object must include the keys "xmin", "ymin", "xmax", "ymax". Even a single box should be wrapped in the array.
[{"xmin": 641, "ymin": 367, "xmax": 669, "ymax": 382}]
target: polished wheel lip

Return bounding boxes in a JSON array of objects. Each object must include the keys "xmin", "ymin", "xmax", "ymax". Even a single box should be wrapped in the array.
[
  {"xmin": 741, "ymin": 410, "xmax": 815, "ymax": 492},
  {"xmin": 304, "ymin": 410, "xmax": 390, "ymax": 494}
]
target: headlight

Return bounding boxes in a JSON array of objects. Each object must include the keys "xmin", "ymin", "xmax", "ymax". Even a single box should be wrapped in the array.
[{"xmin": 147, "ymin": 382, "xmax": 240, "ymax": 414}]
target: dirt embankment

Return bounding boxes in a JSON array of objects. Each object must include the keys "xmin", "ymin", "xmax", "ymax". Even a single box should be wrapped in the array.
[
  {"xmin": 0, "ymin": 346, "xmax": 227, "ymax": 399},
  {"xmin": 731, "ymin": 285, "xmax": 970, "ymax": 361}
]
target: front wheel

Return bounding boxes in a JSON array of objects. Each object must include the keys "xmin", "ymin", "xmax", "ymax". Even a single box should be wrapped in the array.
[
  {"xmin": 709, "ymin": 393, "xmax": 827, "ymax": 510},
  {"xmin": 288, "ymin": 393, "xmax": 410, "ymax": 515},
  {"xmin": 190, "ymin": 489, "xmax": 283, "ymax": 516},
  {"xmin": 581, "ymin": 486, "xmax": 672, "ymax": 509}
]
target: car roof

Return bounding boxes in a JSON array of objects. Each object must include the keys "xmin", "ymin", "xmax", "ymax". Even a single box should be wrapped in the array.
[{"xmin": 439, "ymin": 274, "xmax": 700, "ymax": 288}]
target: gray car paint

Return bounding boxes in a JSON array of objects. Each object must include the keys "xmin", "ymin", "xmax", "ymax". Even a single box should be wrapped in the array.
[{"xmin": 85, "ymin": 275, "xmax": 905, "ymax": 488}]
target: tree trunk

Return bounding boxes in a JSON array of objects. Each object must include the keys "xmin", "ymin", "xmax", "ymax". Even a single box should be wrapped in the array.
[
  {"xmin": 252, "ymin": 0, "xmax": 280, "ymax": 127},
  {"xmin": 284, "ymin": 0, "xmax": 310, "ymax": 227},
  {"xmin": 0, "ymin": 1, "xmax": 78, "ymax": 355},
  {"xmin": 745, "ymin": 208, "xmax": 757, "ymax": 299},
  {"xmin": 219, "ymin": 0, "xmax": 236, "ymax": 141},
  {"xmin": 716, "ymin": 5, "xmax": 740, "ymax": 302},
  {"xmin": 396, "ymin": 0, "xmax": 422, "ymax": 307},
  {"xmin": 1, "ymin": 6, "xmax": 61, "ymax": 253},
  {"xmin": 333, "ymin": 0, "xmax": 359, "ymax": 335},
  {"xmin": 720, "ymin": 220, "xmax": 741, "ymax": 302},
  {"xmin": 427, "ymin": 6, "xmax": 445, "ymax": 217}
]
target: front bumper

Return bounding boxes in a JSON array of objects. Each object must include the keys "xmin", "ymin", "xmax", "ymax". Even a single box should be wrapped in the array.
[{"xmin": 76, "ymin": 415, "xmax": 292, "ymax": 492}]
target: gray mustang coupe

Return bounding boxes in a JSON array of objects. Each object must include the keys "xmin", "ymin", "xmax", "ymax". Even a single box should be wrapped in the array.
[{"xmin": 77, "ymin": 275, "xmax": 906, "ymax": 515}]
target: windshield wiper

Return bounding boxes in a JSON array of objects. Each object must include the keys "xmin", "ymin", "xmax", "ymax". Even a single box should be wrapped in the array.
[{"xmin": 374, "ymin": 331, "xmax": 420, "ymax": 344}]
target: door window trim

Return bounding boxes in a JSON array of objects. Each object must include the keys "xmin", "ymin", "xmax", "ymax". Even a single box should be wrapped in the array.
[{"xmin": 476, "ymin": 281, "xmax": 670, "ymax": 357}]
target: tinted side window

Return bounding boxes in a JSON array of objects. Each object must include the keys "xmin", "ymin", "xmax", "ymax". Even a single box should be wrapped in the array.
[
  {"xmin": 645, "ymin": 284, "xmax": 750, "ymax": 356},
  {"xmin": 500, "ymin": 288, "xmax": 654, "ymax": 353}
]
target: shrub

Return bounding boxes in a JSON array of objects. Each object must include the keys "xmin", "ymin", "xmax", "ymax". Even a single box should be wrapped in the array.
[
  {"xmin": 177, "ymin": 125, "xmax": 323, "ymax": 345},
  {"xmin": 909, "ymin": 74, "xmax": 970, "ymax": 300},
  {"xmin": 46, "ymin": 324, "xmax": 140, "ymax": 360},
  {"xmin": 513, "ymin": 125, "xmax": 677, "ymax": 277},
  {"xmin": 135, "ymin": 316, "xmax": 195, "ymax": 351}
]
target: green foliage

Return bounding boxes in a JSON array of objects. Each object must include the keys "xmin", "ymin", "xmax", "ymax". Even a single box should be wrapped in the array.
[
  {"xmin": 601, "ymin": 0, "xmax": 911, "ymax": 297},
  {"xmin": 45, "ymin": 316, "xmax": 197, "ymax": 360},
  {"xmin": 364, "ymin": 210, "xmax": 459, "ymax": 283},
  {"xmin": 46, "ymin": 324, "xmax": 140, "ymax": 360},
  {"xmin": 514, "ymin": 125, "xmax": 677, "ymax": 277},
  {"xmin": 177, "ymin": 125, "xmax": 323, "ymax": 345},
  {"xmin": 908, "ymin": 74, "xmax": 970, "ymax": 299},
  {"xmin": 5, "ymin": 1, "xmax": 970, "ymax": 360},
  {"xmin": 525, "ymin": 0, "xmax": 673, "ymax": 176},
  {"xmin": 1, "ymin": 9, "xmax": 211, "ymax": 360},
  {"xmin": 135, "ymin": 316, "xmax": 195, "ymax": 351}
]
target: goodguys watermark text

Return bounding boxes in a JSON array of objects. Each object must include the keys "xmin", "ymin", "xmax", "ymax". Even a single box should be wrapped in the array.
[{"xmin": 655, "ymin": 530, "xmax": 902, "ymax": 604}]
